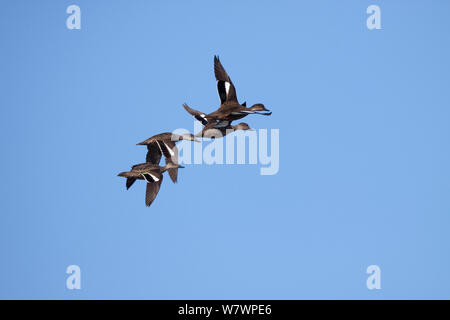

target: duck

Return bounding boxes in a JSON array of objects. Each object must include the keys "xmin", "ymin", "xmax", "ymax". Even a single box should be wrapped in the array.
[
  {"xmin": 182, "ymin": 56, "xmax": 271, "ymax": 127},
  {"xmin": 184, "ymin": 103, "xmax": 254, "ymax": 138},
  {"xmin": 136, "ymin": 132, "xmax": 198, "ymax": 183},
  {"xmin": 118, "ymin": 163, "xmax": 184, "ymax": 207}
]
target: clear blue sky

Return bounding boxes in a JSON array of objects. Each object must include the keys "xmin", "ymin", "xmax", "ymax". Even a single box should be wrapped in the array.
[{"xmin": 1, "ymin": 0, "xmax": 449, "ymax": 299}]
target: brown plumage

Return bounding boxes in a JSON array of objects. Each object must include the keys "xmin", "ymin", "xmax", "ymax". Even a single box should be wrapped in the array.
[
  {"xmin": 118, "ymin": 56, "xmax": 270, "ymax": 208},
  {"xmin": 182, "ymin": 56, "xmax": 271, "ymax": 126},
  {"xmin": 136, "ymin": 132, "xmax": 198, "ymax": 183},
  {"xmin": 118, "ymin": 163, "xmax": 184, "ymax": 207},
  {"xmin": 195, "ymin": 121, "xmax": 253, "ymax": 139}
]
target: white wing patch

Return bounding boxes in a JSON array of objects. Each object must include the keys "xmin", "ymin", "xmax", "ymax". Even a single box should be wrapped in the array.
[
  {"xmin": 163, "ymin": 142, "xmax": 175, "ymax": 156},
  {"xmin": 225, "ymin": 82, "xmax": 231, "ymax": 95},
  {"xmin": 142, "ymin": 173, "xmax": 159, "ymax": 183},
  {"xmin": 155, "ymin": 140, "xmax": 163, "ymax": 153}
]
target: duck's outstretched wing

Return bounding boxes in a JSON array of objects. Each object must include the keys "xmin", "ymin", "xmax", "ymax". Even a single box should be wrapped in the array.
[
  {"xmin": 214, "ymin": 56, "xmax": 238, "ymax": 104},
  {"xmin": 182, "ymin": 103, "xmax": 210, "ymax": 125},
  {"xmin": 126, "ymin": 178, "xmax": 136, "ymax": 190},
  {"xmin": 144, "ymin": 171, "xmax": 163, "ymax": 207},
  {"xmin": 160, "ymin": 139, "xmax": 179, "ymax": 183},
  {"xmin": 145, "ymin": 142, "xmax": 162, "ymax": 165},
  {"xmin": 136, "ymin": 132, "xmax": 168, "ymax": 146}
]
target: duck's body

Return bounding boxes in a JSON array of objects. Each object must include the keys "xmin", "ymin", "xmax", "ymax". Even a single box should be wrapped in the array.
[
  {"xmin": 136, "ymin": 132, "xmax": 197, "ymax": 183},
  {"xmin": 182, "ymin": 56, "xmax": 271, "ymax": 126},
  {"xmin": 208, "ymin": 102, "xmax": 270, "ymax": 123},
  {"xmin": 118, "ymin": 163, "xmax": 184, "ymax": 207},
  {"xmin": 195, "ymin": 122, "xmax": 253, "ymax": 139}
]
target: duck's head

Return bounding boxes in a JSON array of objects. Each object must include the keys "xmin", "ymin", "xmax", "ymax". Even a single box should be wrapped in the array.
[
  {"xmin": 249, "ymin": 104, "xmax": 271, "ymax": 115},
  {"xmin": 173, "ymin": 133, "xmax": 200, "ymax": 142},
  {"xmin": 233, "ymin": 123, "xmax": 254, "ymax": 131}
]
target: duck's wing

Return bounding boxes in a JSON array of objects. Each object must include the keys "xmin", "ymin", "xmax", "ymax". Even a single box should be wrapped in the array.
[
  {"xmin": 131, "ymin": 163, "xmax": 160, "ymax": 173},
  {"xmin": 214, "ymin": 56, "xmax": 238, "ymax": 104},
  {"xmin": 136, "ymin": 132, "xmax": 167, "ymax": 146},
  {"xmin": 146, "ymin": 142, "xmax": 162, "ymax": 165},
  {"xmin": 166, "ymin": 148, "xmax": 179, "ymax": 183},
  {"xmin": 158, "ymin": 139, "xmax": 176, "ymax": 160},
  {"xmin": 143, "ymin": 171, "xmax": 163, "ymax": 207},
  {"xmin": 166, "ymin": 162, "xmax": 179, "ymax": 183},
  {"xmin": 160, "ymin": 139, "xmax": 179, "ymax": 183},
  {"xmin": 126, "ymin": 178, "xmax": 136, "ymax": 190},
  {"xmin": 182, "ymin": 103, "xmax": 210, "ymax": 125}
]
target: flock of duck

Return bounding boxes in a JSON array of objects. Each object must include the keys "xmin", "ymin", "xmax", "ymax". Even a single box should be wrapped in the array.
[{"xmin": 118, "ymin": 56, "xmax": 272, "ymax": 207}]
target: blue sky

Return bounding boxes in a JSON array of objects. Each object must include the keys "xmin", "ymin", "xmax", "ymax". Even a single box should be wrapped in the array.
[{"xmin": 1, "ymin": 0, "xmax": 449, "ymax": 299}]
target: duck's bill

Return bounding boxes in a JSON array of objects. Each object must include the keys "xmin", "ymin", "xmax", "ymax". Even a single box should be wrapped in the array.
[{"xmin": 255, "ymin": 111, "xmax": 272, "ymax": 116}]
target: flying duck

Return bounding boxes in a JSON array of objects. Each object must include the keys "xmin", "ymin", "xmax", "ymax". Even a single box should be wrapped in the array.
[
  {"xmin": 136, "ymin": 132, "xmax": 198, "ymax": 183},
  {"xmin": 183, "ymin": 103, "xmax": 254, "ymax": 138},
  {"xmin": 118, "ymin": 163, "xmax": 184, "ymax": 207},
  {"xmin": 183, "ymin": 56, "xmax": 271, "ymax": 127}
]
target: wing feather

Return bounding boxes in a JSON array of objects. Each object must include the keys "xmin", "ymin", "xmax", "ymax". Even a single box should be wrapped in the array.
[
  {"xmin": 146, "ymin": 142, "xmax": 162, "ymax": 164},
  {"xmin": 214, "ymin": 56, "xmax": 238, "ymax": 103},
  {"xmin": 145, "ymin": 172, "xmax": 163, "ymax": 207}
]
